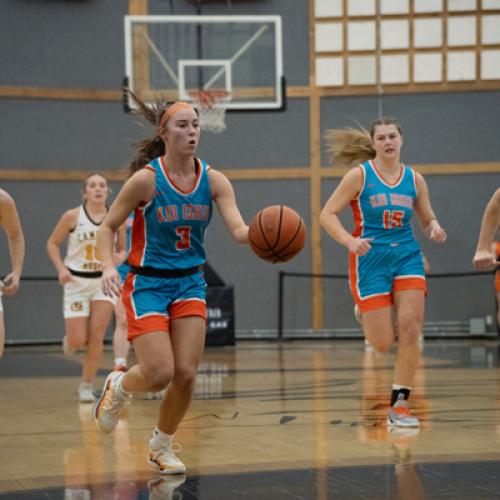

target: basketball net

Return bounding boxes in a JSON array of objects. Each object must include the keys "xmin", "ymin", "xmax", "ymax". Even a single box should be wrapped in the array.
[{"xmin": 188, "ymin": 90, "xmax": 229, "ymax": 133}]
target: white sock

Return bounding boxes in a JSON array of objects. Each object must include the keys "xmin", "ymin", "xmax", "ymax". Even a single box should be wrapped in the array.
[
  {"xmin": 114, "ymin": 357, "xmax": 127, "ymax": 367},
  {"xmin": 392, "ymin": 384, "xmax": 412, "ymax": 391},
  {"xmin": 152, "ymin": 427, "xmax": 174, "ymax": 445}
]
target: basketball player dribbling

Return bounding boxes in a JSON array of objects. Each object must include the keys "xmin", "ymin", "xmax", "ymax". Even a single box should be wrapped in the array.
[
  {"xmin": 320, "ymin": 117, "xmax": 446, "ymax": 429},
  {"xmin": 0, "ymin": 189, "xmax": 25, "ymax": 358},
  {"xmin": 93, "ymin": 91, "xmax": 250, "ymax": 475},
  {"xmin": 47, "ymin": 174, "xmax": 126, "ymax": 402}
]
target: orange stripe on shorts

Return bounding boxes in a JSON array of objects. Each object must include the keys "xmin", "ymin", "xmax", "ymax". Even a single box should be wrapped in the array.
[{"xmin": 170, "ymin": 299, "xmax": 206, "ymax": 321}]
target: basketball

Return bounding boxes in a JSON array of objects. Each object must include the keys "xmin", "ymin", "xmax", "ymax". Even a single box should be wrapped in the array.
[{"xmin": 248, "ymin": 205, "xmax": 306, "ymax": 263}]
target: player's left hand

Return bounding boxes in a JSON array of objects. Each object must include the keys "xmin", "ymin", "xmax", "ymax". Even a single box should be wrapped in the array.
[{"xmin": 425, "ymin": 220, "xmax": 447, "ymax": 243}]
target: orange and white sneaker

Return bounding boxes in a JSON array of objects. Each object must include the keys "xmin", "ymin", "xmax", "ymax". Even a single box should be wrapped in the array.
[
  {"xmin": 93, "ymin": 371, "xmax": 131, "ymax": 433},
  {"xmin": 387, "ymin": 400, "xmax": 420, "ymax": 428},
  {"xmin": 148, "ymin": 431, "xmax": 186, "ymax": 475}
]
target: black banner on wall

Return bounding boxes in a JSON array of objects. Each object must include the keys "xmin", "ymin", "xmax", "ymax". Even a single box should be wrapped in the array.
[{"xmin": 205, "ymin": 286, "xmax": 235, "ymax": 346}]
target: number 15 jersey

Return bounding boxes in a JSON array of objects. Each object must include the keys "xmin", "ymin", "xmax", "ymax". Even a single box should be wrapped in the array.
[
  {"xmin": 128, "ymin": 156, "xmax": 213, "ymax": 270},
  {"xmin": 351, "ymin": 160, "xmax": 418, "ymax": 247}
]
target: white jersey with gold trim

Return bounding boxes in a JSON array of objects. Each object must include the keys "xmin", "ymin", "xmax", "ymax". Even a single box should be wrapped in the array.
[{"xmin": 64, "ymin": 205, "xmax": 102, "ymax": 273}]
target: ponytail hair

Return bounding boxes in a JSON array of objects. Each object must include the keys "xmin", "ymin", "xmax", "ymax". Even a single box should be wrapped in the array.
[
  {"xmin": 324, "ymin": 127, "xmax": 375, "ymax": 167},
  {"xmin": 324, "ymin": 117, "xmax": 402, "ymax": 167},
  {"xmin": 125, "ymin": 89, "xmax": 170, "ymax": 178}
]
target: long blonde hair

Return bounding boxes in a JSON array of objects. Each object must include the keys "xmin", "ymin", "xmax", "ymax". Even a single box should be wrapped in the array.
[{"xmin": 324, "ymin": 117, "xmax": 402, "ymax": 167}]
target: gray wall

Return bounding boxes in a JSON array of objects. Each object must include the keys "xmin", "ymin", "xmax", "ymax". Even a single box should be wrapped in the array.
[
  {"xmin": 0, "ymin": 0, "xmax": 499, "ymax": 342},
  {"xmin": 320, "ymin": 92, "xmax": 500, "ymax": 164}
]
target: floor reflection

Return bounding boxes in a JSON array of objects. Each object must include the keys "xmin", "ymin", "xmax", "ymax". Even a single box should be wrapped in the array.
[
  {"xmin": 64, "ymin": 404, "xmax": 105, "ymax": 500},
  {"xmin": 148, "ymin": 476, "xmax": 186, "ymax": 500},
  {"xmin": 391, "ymin": 428, "xmax": 425, "ymax": 500},
  {"xmin": 194, "ymin": 362, "xmax": 229, "ymax": 399},
  {"xmin": 64, "ymin": 403, "xmax": 143, "ymax": 500},
  {"xmin": 3, "ymin": 341, "xmax": 500, "ymax": 499}
]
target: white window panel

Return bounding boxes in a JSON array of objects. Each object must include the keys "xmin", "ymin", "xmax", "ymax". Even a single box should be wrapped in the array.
[
  {"xmin": 448, "ymin": 16, "xmax": 476, "ymax": 46},
  {"xmin": 481, "ymin": 50, "xmax": 500, "ymax": 80},
  {"xmin": 381, "ymin": 20, "xmax": 409, "ymax": 49},
  {"xmin": 348, "ymin": 21, "xmax": 376, "ymax": 51},
  {"xmin": 316, "ymin": 57, "xmax": 344, "ymax": 86},
  {"xmin": 315, "ymin": 23, "xmax": 343, "ymax": 52},
  {"xmin": 348, "ymin": 56, "xmax": 377, "ymax": 85},
  {"xmin": 447, "ymin": 51, "xmax": 476, "ymax": 81},
  {"xmin": 348, "ymin": 0, "xmax": 376, "ymax": 16},
  {"xmin": 381, "ymin": 54, "xmax": 409, "ymax": 83},
  {"xmin": 414, "ymin": 0, "xmax": 443, "ymax": 12},
  {"xmin": 448, "ymin": 0, "xmax": 476, "ymax": 11},
  {"xmin": 315, "ymin": 0, "xmax": 343, "ymax": 17},
  {"xmin": 483, "ymin": 0, "xmax": 500, "ymax": 7},
  {"xmin": 414, "ymin": 18, "xmax": 442, "ymax": 48},
  {"xmin": 381, "ymin": 0, "xmax": 409, "ymax": 14},
  {"xmin": 414, "ymin": 53, "xmax": 442, "ymax": 82},
  {"xmin": 482, "ymin": 16, "xmax": 500, "ymax": 45}
]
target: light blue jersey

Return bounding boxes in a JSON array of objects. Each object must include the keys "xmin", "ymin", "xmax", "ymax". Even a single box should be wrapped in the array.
[
  {"xmin": 128, "ymin": 157, "xmax": 212, "ymax": 270},
  {"xmin": 351, "ymin": 160, "xmax": 418, "ymax": 247}
]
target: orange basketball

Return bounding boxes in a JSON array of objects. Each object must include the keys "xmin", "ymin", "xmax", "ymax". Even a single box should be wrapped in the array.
[{"xmin": 248, "ymin": 205, "xmax": 306, "ymax": 263}]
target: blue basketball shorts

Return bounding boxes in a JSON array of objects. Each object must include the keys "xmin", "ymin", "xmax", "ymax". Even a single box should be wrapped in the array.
[
  {"xmin": 349, "ymin": 242, "xmax": 426, "ymax": 312},
  {"xmin": 122, "ymin": 271, "xmax": 207, "ymax": 340}
]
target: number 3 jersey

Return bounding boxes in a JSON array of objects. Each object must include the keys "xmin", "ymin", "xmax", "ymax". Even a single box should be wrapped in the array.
[
  {"xmin": 128, "ymin": 156, "xmax": 213, "ymax": 270},
  {"xmin": 351, "ymin": 160, "xmax": 418, "ymax": 247},
  {"xmin": 64, "ymin": 205, "xmax": 103, "ymax": 273}
]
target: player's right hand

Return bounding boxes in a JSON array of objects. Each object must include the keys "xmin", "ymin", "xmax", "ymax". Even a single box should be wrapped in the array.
[
  {"xmin": 58, "ymin": 268, "xmax": 74, "ymax": 285},
  {"xmin": 346, "ymin": 237, "xmax": 373, "ymax": 256},
  {"xmin": 2, "ymin": 272, "xmax": 20, "ymax": 296},
  {"xmin": 101, "ymin": 265, "xmax": 122, "ymax": 297}
]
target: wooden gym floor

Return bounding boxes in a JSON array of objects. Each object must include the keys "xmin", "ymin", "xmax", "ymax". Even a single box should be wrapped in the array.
[{"xmin": 1, "ymin": 339, "xmax": 500, "ymax": 499}]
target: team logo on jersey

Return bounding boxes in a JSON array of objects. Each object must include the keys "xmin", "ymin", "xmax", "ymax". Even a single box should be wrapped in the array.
[
  {"xmin": 70, "ymin": 301, "xmax": 83, "ymax": 312},
  {"xmin": 390, "ymin": 193, "xmax": 413, "ymax": 208},
  {"xmin": 370, "ymin": 193, "xmax": 388, "ymax": 207}
]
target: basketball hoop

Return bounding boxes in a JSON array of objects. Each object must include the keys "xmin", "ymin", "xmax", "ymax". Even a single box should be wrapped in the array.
[{"xmin": 188, "ymin": 90, "xmax": 230, "ymax": 133}]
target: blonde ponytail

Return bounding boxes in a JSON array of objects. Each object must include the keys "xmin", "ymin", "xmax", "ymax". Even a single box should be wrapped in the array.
[{"xmin": 324, "ymin": 127, "xmax": 375, "ymax": 167}]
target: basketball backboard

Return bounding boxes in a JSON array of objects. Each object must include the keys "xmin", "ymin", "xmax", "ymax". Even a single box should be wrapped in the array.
[{"xmin": 124, "ymin": 15, "xmax": 284, "ymax": 111}]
